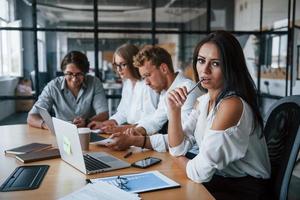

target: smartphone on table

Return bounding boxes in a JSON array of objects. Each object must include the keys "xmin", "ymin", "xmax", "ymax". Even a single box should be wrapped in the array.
[{"xmin": 131, "ymin": 157, "xmax": 161, "ymax": 168}]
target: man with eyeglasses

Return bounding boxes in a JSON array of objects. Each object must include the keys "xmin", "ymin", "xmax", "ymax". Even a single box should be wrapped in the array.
[
  {"xmin": 105, "ymin": 46, "xmax": 202, "ymax": 152},
  {"xmin": 27, "ymin": 51, "xmax": 109, "ymax": 129}
]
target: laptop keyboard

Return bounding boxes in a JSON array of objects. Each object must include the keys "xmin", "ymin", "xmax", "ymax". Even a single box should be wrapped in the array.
[{"xmin": 84, "ymin": 154, "xmax": 111, "ymax": 171}]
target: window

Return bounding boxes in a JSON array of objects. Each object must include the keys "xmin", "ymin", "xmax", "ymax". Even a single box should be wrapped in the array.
[
  {"xmin": 37, "ymin": 30, "xmax": 46, "ymax": 72},
  {"xmin": 271, "ymin": 34, "xmax": 287, "ymax": 69},
  {"xmin": 0, "ymin": 0, "xmax": 9, "ymax": 21},
  {"xmin": 0, "ymin": 0, "xmax": 23, "ymax": 76}
]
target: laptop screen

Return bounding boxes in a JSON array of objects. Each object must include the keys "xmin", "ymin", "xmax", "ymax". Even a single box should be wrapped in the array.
[{"xmin": 35, "ymin": 105, "xmax": 55, "ymax": 134}]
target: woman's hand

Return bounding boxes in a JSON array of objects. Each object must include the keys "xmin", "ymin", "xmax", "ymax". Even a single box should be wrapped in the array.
[
  {"xmin": 167, "ymin": 87, "xmax": 187, "ymax": 147},
  {"xmin": 100, "ymin": 120, "xmax": 118, "ymax": 133},
  {"xmin": 167, "ymin": 86, "xmax": 188, "ymax": 111},
  {"xmin": 88, "ymin": 119, "xmax": 118, "ymax": 134},
  {"xmin": 104, "ymin": 124, "xmax": 134, "ymax": 134},
  {"xmin": 106, "ymin": 132, "xmax": 134, "ymax": 151},
  {"xmin": 124, "ymin": 126, "xmax": 147, "ymax": 136}
]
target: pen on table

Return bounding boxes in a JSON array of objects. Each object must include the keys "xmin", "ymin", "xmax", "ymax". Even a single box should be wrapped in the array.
[
  {"xmin": 123, "ymin": 151, "xmax": 133, "ymax": 158},
  {"xmin": 187, "ymin": 78, "xmax": 204, "ymax": 95}
]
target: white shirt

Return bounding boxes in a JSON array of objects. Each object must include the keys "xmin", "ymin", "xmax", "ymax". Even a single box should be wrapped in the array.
[
  {"xmin": 110, "ymin": 79, "xmax": 159, "ymax": 125},
  {"xmin": 138, "ymin": 72, "xmax": 201, "ymax": 136},
  {"xmin": 169, "ymin": 94, "xmax": 271, "ymax": 183}
]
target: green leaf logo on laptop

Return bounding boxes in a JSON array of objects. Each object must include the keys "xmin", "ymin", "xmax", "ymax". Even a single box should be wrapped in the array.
[{"xmin": 63, "ymin": 136, "xmax": 72, "ymax": 155}]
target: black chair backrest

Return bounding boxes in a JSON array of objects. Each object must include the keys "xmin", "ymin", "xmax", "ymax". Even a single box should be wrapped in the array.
[
  {"xmin": 30, "ymin": 71, "xmax": 50, "ymax": 92},
  {"xmin": 263, "ymin": 95, "xmax": 300, "ymax": 200},
  {"xmin": 56, "ymin": 71, "xmax": 64, "ymax": 77}
]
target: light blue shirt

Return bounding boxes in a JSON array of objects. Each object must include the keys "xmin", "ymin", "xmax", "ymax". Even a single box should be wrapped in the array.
[{"xmin": 29, "ymin": 75, "xmax": 108, "ymax": 121}]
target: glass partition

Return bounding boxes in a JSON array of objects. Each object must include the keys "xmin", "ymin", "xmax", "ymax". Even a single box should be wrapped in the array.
[
  {"xmin": 259, "ymin": 33, "xmax": 288, "ymax": 96},
  {"xmin": 232, "ymin": 0, "xmax": 260, "ymax": 31},
  {"xmin": 37, "ymin": 0, "xmax": 94, "ymax": 29},
  {"xmin": 296, "ymin": 0, "xmax": 300, "ymax": 27},
  {"xmin": 211, "ymin": 0, "xmax": 235, "ymax": 31},
  {"xmin": 0, "ymin": 0, "xmax": 33, "ymax": 28},
  {"xmin": 156, "ymin": 0, "xmax": 207, "ymax": 31},
  {"xmin": 262, "ymin": 0, "xmax": 289, "ymax": 31},
  {"xmin": 98, "ymin": 0, "xmax": 152, "ymax": 31}
]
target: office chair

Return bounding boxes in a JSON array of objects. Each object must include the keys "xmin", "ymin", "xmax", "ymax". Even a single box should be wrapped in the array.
[
  {"xmin": 263, "ymin": 95, "xmax": 300, "ymax": 200},
  {"xmin": 30, "ymin": 71, "xmax": 50, "ymax": 93},
  {"xmin": 56, "ymin": 71, "xmax": 64, "ymax": 77}
]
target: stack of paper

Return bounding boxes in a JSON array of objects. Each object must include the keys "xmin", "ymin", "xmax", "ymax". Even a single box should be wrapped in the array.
[{"xmin": 59, "ymin": 181, "xmax": 140, "ymax": 200}]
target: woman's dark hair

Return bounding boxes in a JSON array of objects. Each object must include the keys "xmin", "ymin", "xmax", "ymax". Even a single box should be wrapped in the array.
[
  {"xmin": 113, "ymin": 44, "xmax": 141, "ymax": 80},
  {"xmin": 192, "ymin": 30, "xmax": 263, "ymax": 130},
  {"xmin": 61, "ymin": 51, "xmax": 90, "ymax": 74}
]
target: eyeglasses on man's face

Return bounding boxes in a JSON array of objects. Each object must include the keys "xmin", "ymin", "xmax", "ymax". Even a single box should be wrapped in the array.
[
  {"xmin": 64, "ymin": 72, "xmax": 85, "ymax": 79},
  {"xmin": 113, "ymin": 62, "xmax": 128, "ymax": 71}
]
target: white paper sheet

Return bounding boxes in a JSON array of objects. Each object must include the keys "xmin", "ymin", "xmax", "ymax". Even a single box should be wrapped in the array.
[{"xmin": 59, "ymin": 181, "xmax": 140, "ymax": 200}]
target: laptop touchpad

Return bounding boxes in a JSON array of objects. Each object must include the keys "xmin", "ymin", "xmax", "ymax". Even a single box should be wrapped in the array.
[{"xmin": 96, "ymin": 156, "xmax": 117, "ymax": 162}]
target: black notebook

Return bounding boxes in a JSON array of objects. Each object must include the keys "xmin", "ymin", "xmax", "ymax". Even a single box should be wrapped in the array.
[
  {"xmin": 16, "ymin": 148, "xmax": 60, "ymax": 163},
  {"xmin": 4, "ymin": 143, "xmax": 52, "ymax": 155}
]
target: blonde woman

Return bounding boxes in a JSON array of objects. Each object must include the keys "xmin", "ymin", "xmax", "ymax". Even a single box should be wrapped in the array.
[{"xmin": 88, "ymin": 44, "xmax": 159, "ymax": 133}]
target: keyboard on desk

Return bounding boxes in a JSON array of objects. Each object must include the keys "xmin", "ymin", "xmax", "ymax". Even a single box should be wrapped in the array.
[{"xmin": 84, "ymin": 154, "xmax": 111, "ymax": 171}]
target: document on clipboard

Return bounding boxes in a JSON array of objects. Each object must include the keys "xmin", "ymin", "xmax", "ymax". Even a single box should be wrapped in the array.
[{"xmin": 88, "ymin": 170, "xmax": 180, "ymax": 193}]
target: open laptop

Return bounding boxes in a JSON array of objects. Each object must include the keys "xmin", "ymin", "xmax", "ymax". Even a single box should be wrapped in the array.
[
  {"xmin": 36, "ymin": 105, "xmax": 105, "ymax": 143},
  {"xmin": 36, "ymin": 105, "xmax": 56, "ymax": 134},
  {"xmin": 52, "ymin": 117, "xmax": 130, "ymax": 174}
]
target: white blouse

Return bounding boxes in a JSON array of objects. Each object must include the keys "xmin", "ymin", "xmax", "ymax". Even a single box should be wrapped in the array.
[
  {"xmin": 110, "ymin": 79, "xmax": 159, "ymax": 125},
  {"xmin": 169, "ymin": 93, "xmax": 271, "ymax": 183}
]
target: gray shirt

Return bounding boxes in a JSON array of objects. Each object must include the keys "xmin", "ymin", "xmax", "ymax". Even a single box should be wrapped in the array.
[{"xmin": 29, "ymin": 75, "xmax": 108, "ymax": 121}]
